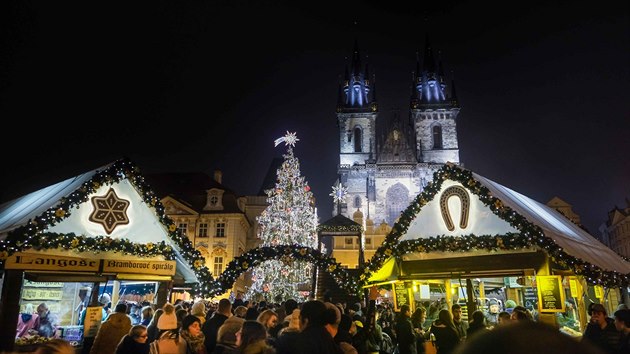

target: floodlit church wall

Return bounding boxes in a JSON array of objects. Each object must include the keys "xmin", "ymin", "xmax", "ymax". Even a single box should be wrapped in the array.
[
  {"xmin": 340, "ymin": 154, "xmax": 370, "ymax": 166},
  {"xmin": 423, "ymin": 150, "xmax": 460, "ymax": 164}
]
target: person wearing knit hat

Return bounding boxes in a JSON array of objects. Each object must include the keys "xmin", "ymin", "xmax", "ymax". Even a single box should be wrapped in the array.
[
  {"xmin": 485, "ymin": 299, "xmax": 501, "ymax": 327},
  {"xmin": 152, "ymin": 303, "xmax": 187, "ymax": 354},
  {"xmin": 157, "ymin": 303, "xmax": 179, "ymax": 331},
  {"xmin": 190, "ymin": 301, "xmax": 207, "ymax": 325}
]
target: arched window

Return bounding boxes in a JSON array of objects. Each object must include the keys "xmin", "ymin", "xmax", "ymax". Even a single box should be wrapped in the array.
[
  {"xmin": 432, "ymin": 125, "xmax": 443, "ymax": 149},
  {"xmin": 354, "ymin": 127, "xmax": 362, "ymax": 152},
  {"xmin": 386, "ymin": 183, "xmax": 409, "ymax": 226},
  {"xmin": 354, "ymin": 196, "xmax": 362, "ymax": 208}
]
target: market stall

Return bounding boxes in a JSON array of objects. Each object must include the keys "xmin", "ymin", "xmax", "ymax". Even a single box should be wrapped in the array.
[
  {"xmin": 362, "ymin": 163, "xmax": 630, "ymax": 334},
  {"xmin": 0, "ymin": 158, "xmax": 213, "ymax": 352}
]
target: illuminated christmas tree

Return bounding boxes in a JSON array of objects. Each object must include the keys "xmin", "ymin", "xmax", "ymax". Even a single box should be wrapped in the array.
[{"xmin": 247, "ymin": 132, "xmax": 319, "ymax": 302}]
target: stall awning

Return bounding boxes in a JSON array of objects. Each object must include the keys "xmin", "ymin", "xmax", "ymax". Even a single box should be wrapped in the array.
[{"xmin": 367, "ymin": 257, "xmax": 399, "ymax": 283}]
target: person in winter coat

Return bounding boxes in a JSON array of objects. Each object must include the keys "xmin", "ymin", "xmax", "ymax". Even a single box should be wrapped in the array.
[
  {"xmin": 582, "ymin": 303, "xmax": 621, "ymax": 354},
  {"xmin": 16, "ymin": 303, "xmax": 39, "ymax": 338},
  {"xmin": 236, "ymin": 320, "xmax": 276, "ymax": 354},
  {"xmin": 274, "ymin": 309, "xmax": 304, "ymax": 354},
  {"xmin": 334, "ymin": 314, "xmax": 358, "ymax": 354},
  {"xmin": 393, "ymin": 304, "xmax": 417, "ymax": 354},
  {"xmin": 91, "ymin": 303, "xmax": 133, "ymax": 354},
  {"xmin": 212, "ymin": 316, "xmax": 244, "ymax": 354},
  {"xmin": 294, "ymin": 300, "xmax": 342, "ymax": 354},
  {"xmin": 115, "ymin": 324, "xmax": 150, "ymax": 354},
  {"xmin": 141, "ymin": 306, "xmax": 154, "ymax": 326},
  {"xmin": 181, "ymin": 315, "xmax": 208, "ymax": 354},
  {"xmin": 35, "ymin": 302, "xmax": 59, "ymax": 338},
  {"xmin": 191, "ymin": 301, "xmax": 207, "ymax": 326},
  {"xmin": 614, "ymin": 308, "xmax": 630, "ymax": 354},
  {"xmin": 147, "ymin": 308, "xmax": 164, "ymax": 343},
  {"xmin": 430, "ymin": 309, "xmax": 460, "ymax": 354},
  {"xmin": 203, "ymin": 298, "xmax": 232, "ymax": 352},
  {"xmin": 466, "ymin": 310, "xmax": 488, "ymax": 339},
  {"xmin": 150, "ymin": 303, "xmax": 187, "ymax": 354}
]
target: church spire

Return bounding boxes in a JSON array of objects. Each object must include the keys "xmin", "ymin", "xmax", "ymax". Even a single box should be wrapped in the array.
[
  {"xmin": 352, "ymin": 39, "xmax": 361, "ymax": 77},
  {"xmin": 338, "ymin": 39, "xmax": 374, "ymax": 112},
  {"xmin": 412, "ymin": 34, "xmax": 455, "ymax": 105},
  {"xmin": 422, "ymin": 34, "xmax": 437, "ymax": 77}
]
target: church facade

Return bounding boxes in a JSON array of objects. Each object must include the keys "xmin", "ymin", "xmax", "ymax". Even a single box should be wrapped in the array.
[{"xmin": 335, "ymin": 38, "xmax": 461, "ymax": 228}]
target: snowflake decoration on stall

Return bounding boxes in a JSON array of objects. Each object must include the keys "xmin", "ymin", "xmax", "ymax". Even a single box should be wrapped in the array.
[
  {"xmin": 274, "ymin": 131, "xmax": 300, "ymax": 147},
  {"xmin": 330, "ymin": 182, "xmax": 348, "ymax": 204}
]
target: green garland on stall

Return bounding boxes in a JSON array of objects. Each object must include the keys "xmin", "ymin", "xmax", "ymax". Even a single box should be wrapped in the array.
[
  {"xmin": 215, "ymin": 244, "xmax": 361, "ymax": 298},
  {"xmin": 0, "ymin": 158, "xmax": 216, "ymax": 298},
  {"xmin": 360, "ymin": 164, "xmax": 630, "ymax": 289},
  {"xmin": 8, "ymin": 232, "xmax": 175, "ymax": 258},
  {"xmin": 316, "ymin": 224, "xmax": 363, "ymax": 233}
]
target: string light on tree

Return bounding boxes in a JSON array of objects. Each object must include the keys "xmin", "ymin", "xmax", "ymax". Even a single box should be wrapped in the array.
[{"xmin": 246, "ymin": 132, "xmax": 319, "ymax": 302}]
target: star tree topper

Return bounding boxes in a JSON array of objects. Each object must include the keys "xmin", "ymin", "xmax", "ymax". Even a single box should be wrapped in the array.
[
  {"xmin": 274, "ymin": 131, "xmax": 299, "ymax": 147},
  {"xmin": 330, "ymin": 182, "xmax": 348, "ymax": 204}
]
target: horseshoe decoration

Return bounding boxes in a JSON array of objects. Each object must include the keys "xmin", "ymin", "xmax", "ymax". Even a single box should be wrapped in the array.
[{"xmin": 440, "ymin": 185, "xmax": 470, "ymax": 231}]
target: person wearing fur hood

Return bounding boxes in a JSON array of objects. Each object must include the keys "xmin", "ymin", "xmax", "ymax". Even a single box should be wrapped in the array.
[{"xmin": 91, "ymin": 303, "xmax": 133, "ymax": 354}]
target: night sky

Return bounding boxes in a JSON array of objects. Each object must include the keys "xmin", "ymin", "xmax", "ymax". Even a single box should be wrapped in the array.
[{"xmin": 1, "ymin": 1, "xmax": 628, "ymax": 235}]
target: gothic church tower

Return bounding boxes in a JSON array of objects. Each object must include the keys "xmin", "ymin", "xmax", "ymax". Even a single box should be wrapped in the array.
[
  {"xmin": 337, "ymin": 40, "xmax": 378, "ymax": 167},
  {"xmin": 335, "ymin": 37, "xmax": 461, "ymax": 227},
  {"xmin": 411, "ymin": 35, "xmax": 461, "ymax": 164}
]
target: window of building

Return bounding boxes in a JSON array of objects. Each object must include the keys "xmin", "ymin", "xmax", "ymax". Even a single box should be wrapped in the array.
[
  {"xmin": 386, "ymin": 183, "xmax": 409, "ymax": 226},
  {"xmin": 198, "ymin": 223, "xmax": 208, "ymax": 237},
  {"xmin": 216, "ymin": 222, "xmax": 226, "ymax": 237},
  {"xmin": 213, "ymin": 256, "xmax": 223, "ymax": 276},
  {"xmin": 345, "ymin": 238, "xmax": 353, "ymax": 245},
  {"xmin": 177, "ymin": 223, "xmax": 187, "ymax": 236},
  {"xmin": 432, "ymin": 125, "xmax": 443, "ymax": 149},
  {"xmin": 354, "ymin": 127, "xmax": 362, "ymax": 152},
  {"xmin": 354, "ymin": 196, "xmax": 362, "ymax": 208},
  {"xmin": 204, "ymin": 189, "xmax": 225, "ymax": 211},
  {"xmin": 365, "ymin": 237, "xmax": 372, "ymax": 245}
]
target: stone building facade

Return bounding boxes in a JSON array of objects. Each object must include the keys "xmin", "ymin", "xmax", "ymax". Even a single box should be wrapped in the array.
[
  {"xmin": 331, "ymin": 38, "xmax": 461, "ymax": 267},
  {"xmin": 599, "ymin": 200, "xmax": 630, "ymax": 258},
  {"xmin": 334, "ymin": 39, "xmax": 460, "ymax": 225},
  {"xmin": 145, "ymin": 170, "xmax": 264, "ymax": 298}
]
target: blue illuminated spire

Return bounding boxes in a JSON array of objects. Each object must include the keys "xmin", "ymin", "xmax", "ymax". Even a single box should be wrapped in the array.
[
  {"xmin": 411, "ymin": 34, "xmax": 457, "ymax": 107},
  {"xmin": 337, "ymin": 39, "xmax": 376, "ymax": 112}
]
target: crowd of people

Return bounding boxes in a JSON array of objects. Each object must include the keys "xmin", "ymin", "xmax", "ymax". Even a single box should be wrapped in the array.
[{"xmin": 10, "ymin": 291, "xmax": 630, "ymax": 354}]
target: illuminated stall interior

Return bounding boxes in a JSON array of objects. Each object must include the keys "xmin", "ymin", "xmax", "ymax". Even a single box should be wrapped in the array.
[{"xmin": 361, "ymin": 164, "xmax": 629, "ymax": 334}]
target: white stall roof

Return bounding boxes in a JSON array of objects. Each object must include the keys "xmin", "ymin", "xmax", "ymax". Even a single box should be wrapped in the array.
[
  {"xmin": 394, "ymin": 165, "xmax": 630, "ymax": 277},
  {"xmin": 0, "ymin": 159, "xmax": 200, "ymax": 283}
]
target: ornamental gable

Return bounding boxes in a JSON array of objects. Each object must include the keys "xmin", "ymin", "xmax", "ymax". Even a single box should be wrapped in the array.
[{"xmin": 400, "ymin": 179, "xmax": 518, "ymax": 240}]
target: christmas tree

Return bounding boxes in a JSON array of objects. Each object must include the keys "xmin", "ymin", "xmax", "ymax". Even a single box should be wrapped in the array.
[{"xmin": 247, "ymin": 132, "xmax": 319, "ymax": 302}]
